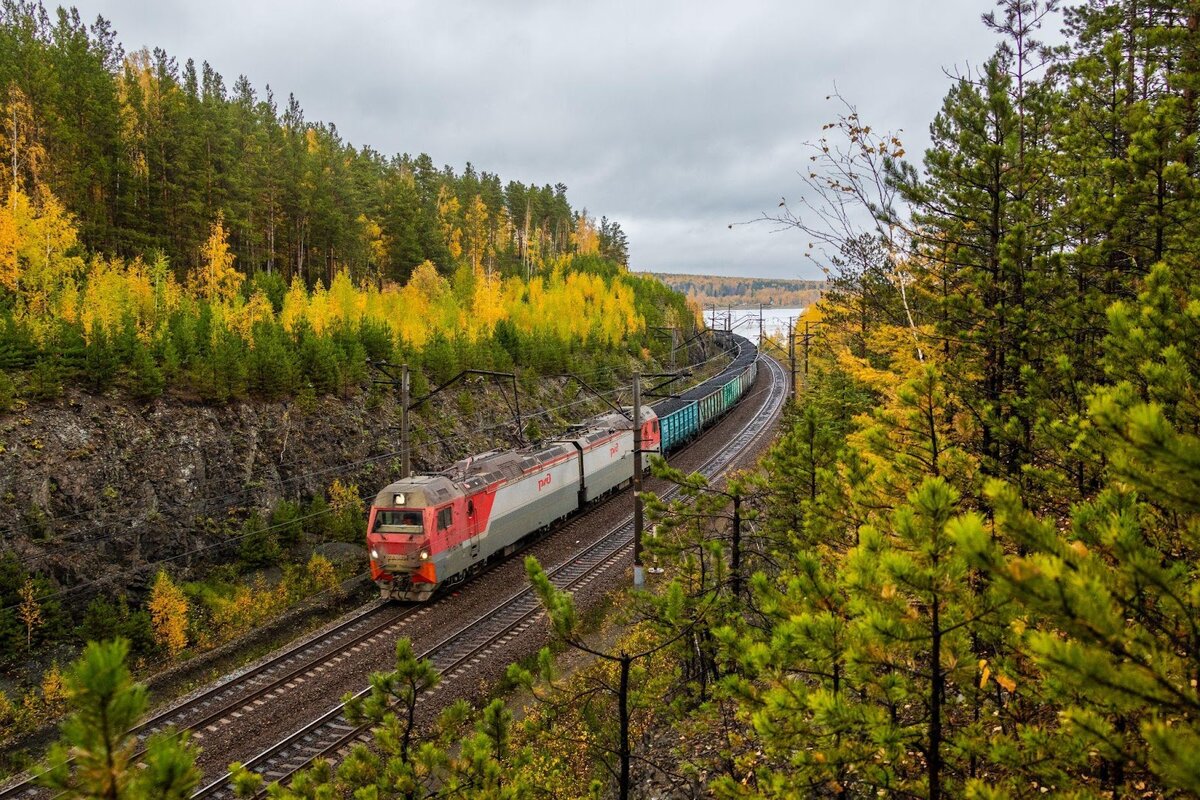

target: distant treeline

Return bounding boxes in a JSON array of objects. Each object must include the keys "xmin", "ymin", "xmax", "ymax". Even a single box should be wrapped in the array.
[
  {"xmin": 0, "ymin": 2, "xmax": 629, "ymax": 288},
  {"xmin": 644, "ymin": 272, "xmax": 824, "ymax": 308}
]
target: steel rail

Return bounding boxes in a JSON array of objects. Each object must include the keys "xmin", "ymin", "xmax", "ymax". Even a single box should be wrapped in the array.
[
  {"xmin": 1, "ymin": 343, "xmax": 776, "ymax": 800},
  {"xmin": 196, "ymin": 352, "xmax": 786, "ymax": 799}
]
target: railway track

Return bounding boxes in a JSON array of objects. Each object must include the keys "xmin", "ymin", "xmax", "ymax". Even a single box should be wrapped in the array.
[
  {"xmin": 0, "ymin": 599, "xmax": 426, "ymax": 800},
  {"xmin": 0, "ymin": 350, "xmax": 784, "ymax": 800},
  {"xmin": 196, "ymin": 352, "xmax": 787, "ymax": 799}
]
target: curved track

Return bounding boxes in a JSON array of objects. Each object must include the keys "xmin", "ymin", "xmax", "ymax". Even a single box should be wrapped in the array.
[
  {"xmin": 0, "ymin": 347, "xmax": 785, "ymax": 800},
  {"xmin": 196, "ymin": 352, "xmax": 787, "ymax": 799}
]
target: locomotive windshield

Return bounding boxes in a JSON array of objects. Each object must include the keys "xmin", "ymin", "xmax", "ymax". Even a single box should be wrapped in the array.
[{"xmin": 373, "ymin": 510, "xmax": 424, "ymax": 533}]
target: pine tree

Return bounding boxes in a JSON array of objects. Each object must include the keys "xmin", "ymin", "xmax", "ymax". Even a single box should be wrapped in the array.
[
  {"xmin": 80, "ymin": 319, "xmax": 117, "ymax": 391},
  {"xmin": 511, "ymin": 556, "xmax": 686, "ymax": 800},
  {"xmin": 641, "ymin": 461, "xmax": 763, "ymax": 702},
  {"xmin": 28, "ymin": 354, "xmax": 63, "ymax": 400},
  {"xmin": 128, "ymin": 336, "xmax": 164, "ymax": 399},
  {"xmin": 77, "ymin": 595, "xmax": 153, "ymax": 656},
  {"xmin": 236, "ymin": 511, "xmax": 279, "ymax": 569},
  {"xmin": 232, "ymin": 639, "xmax": 533, "ymax": 800},
  {"xmin": 960, "ymin": 257, "xmax": 1200, "ymax": 796},
  {"xmin": 39, "ymin": 639, "xmax": 200, "ymax": 800},
  {"xmin": 270, "ymin": 499, "xmax": 304, "ymax": 549}
]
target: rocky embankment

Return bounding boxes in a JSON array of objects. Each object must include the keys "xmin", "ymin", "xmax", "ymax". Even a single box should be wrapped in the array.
[{"xmin": 0, "ymin": 362, "xmax": 682, "ymax": 594}]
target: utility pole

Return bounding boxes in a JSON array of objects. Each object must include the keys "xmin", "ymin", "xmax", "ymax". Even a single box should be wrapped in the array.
[
  {"xmin": 632, "ymin": 371, "xmax": 644, "ymax": 589},
  {"xmin": 399, "ymin": 363, "xmax": 410, "ymax": 478},
  {"xmin": 731, "ymin": 492, "xmax": 742, "ymax": 601},
  {"xmin": 758, "ymin": 303, "xmax": 764, "ymax": 349},
  {"xmin": 804, "ymin": 320, "xmax": 811, "ymax": 376},
  {"xmin": 382, "ymin": 366, "xmax": 524, "ymax": 478},
  {"xmin": 371, "ymin": 361, "xmax": 414, "ymax": 478},
  {"xmin": 788, "ymin": 320, "xmax": 797, "ymax": 403}
]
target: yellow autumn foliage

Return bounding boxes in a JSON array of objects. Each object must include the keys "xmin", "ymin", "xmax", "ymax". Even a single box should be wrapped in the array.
[
  {"xmin": 305, "ymin": 553, "xmax": 340, "ymax": 596},
  {"xmin": 148, "ymin": 570, "xmax": 189, "ymax": 658},
  {"xmin": 437, "ymin": 186, "xmax": 462, "ymax": 261},
  {"xmin": 191, "ymin": 213, "xmax": 242, "ymax": 302},
  {"xmin": 0, "ymin": 186, "xmax": 84, "ymax": 312},
  {"xmin": 224, "ymin": 290, "xmax": 276, "ymax": 341},
  {"xmin": 328, "ymin": 478, "xmax": 362, "ymax": 514},
  {"xmin": 0, "ymin": 199, "xmax": 17, "ymax": 290},
  {"xmin": 279, "ymin": 276, "xmax": 309, "ymax": 332},
  {"xmin": 208, "ymin": 576, "xmax": 289, "ymax": 640},
  {"xmin": 264, "ymin": 263, "xmax": 642, "ymax": 348},
  {"xmin": 463, "ymin": 194, "xmax": 489, "ymax": 276},
  {"xmin": 39, "ymin": 662, "xmax": 67, "ymax": 715},
  {"xmin": 0, "ymin": 178, "xmax": 647, "ymax": 359},
  {"xmin": 574, "ymin": 214, "xmax": 599, "ymax": 255}
]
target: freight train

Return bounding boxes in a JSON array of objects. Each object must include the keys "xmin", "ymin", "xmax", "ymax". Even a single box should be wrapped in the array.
[{"xmin": 367, "ymin": 333, "xmax": 758, "ymax": 600}]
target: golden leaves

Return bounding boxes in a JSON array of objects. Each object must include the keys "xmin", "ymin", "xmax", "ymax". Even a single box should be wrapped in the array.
[
  {"xmin": 3, "ymin": 185, "xmax": 84, "ymax": 301},
  {"xmin": 190, "ymin": 212, "xmax": 242, "ymax": 302},
  {"xmin": 229, "ymin": 290, "xmax": 276, "ymax": 341},
  {"xmin": 437, "ymin": 186, "xmax": 462, "ymax": 261},
  {"xmin": 39, "ymin": 663, "xmax": 67, "ymax": 714},
  {"xmin": 305, "ymin": 554, "xmax": 340, "ymax": 596},
  {"xmin": 328, "ymin": 478, "xmax": 363, "ymax": 514},
  {"xmin": 0, "ymin": 200, "xmax": 17, "ymax": 291},
  {"xmin": 978, "ymin": 658, "xmax": 1017, "ymax": 693},
  {"xmin": 148, "ymin": 571, "xmax": 189, "ymax": 659},
  {"xmin": 17, "ymin": 577, "xmax": 42, "ymax": 648},
  {"xmin": 463, "ymin": 194, "xmax": 490, "ymax": 276}
]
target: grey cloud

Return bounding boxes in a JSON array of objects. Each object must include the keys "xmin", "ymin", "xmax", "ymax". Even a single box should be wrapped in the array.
[{"xmin": 73, "ymin": 0, "xmax": 1006, "ymax": 279}]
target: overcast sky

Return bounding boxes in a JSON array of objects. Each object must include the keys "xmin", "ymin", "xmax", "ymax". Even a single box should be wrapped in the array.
[{"xmin": 68, "ymin": 0, "xmax": 1011, "ymax": 280}]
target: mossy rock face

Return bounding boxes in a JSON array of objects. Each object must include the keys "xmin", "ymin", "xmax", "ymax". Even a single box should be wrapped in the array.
[{"xmin": 0, "ymin": 346, "xmax": 697, "ymax": 592}]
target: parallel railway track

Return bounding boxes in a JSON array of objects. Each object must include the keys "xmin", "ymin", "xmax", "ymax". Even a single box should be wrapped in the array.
[
  {"xmin": 197, "ymin": 352, "xmax": 787, "ymax": 799},
  {"xmin": 0, "ymin": 348, "xmax": 785, "ymax": 800}
]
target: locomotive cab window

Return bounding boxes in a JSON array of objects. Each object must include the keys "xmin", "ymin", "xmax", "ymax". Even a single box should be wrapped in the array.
[
  {"xmin": 437, "ymin": 506, "xmax": 453, "ymax": 530},
  {"xmin": 374, "ymin": 510, "xmax": 424, "ymax": 533}
]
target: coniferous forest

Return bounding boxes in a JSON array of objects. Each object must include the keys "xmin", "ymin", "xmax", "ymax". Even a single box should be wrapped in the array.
[
  {"xmin": 639, "ymin": 1, "xmax": 1200, "ymax": 796},
  {"xmin": 0, "ymin": 0, "xmax": 673, "ymax": 410},
  {"xmin": 0, "ymin": 2, "xmax": 630, "ymax": 282},
  {"xmin": 10, "ymin": 1, "xmax": 1200, "ymax": 799}
]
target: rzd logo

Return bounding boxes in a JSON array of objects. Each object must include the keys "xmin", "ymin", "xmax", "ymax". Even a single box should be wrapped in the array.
[
  {"xmin": 609, "ymin": 443, "xmax": 620, "ymax": 457},
  {"xmin": 537, "ymin": 474, "xmax": 552, "ymax": 491}
]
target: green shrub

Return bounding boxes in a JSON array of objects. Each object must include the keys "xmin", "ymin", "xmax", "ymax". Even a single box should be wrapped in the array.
[
  {"xmin": 28, "ymin": 357, "xmax": 63, "ymax": 400},
  {"xmin": 237, "ymin": 512, "xmax": 280, "ymax": 568},
  {"xmin": 76, "ymin": 595, "xmax": 155, "ymax": 656},
  {"xmin": 245, "ymin": 271, "xmax": 288, "ymax": 312},
  {"xmin": 0, "ymin": 371, "xmax": 15, "ymax": 412},
  {"xmin": 248, "ymin": 322, "xmax": 297, "ymax": 398},
  {"xmin": 303, "ymin": 494, "xmax": 330, "ymax": 536},
  {"xmin": 129, "ymin": 338, "xmax": 164, "ymax": 399},
  {"xmin": 270, "ymin": 500, "xmax": 304, "ymax": 548}
]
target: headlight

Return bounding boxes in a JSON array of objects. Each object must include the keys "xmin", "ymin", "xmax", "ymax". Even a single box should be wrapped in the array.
[
  {"xmin": 419, "ymin": 550, "xmax": 429, "ymax": 560},
  {"xmin": 393, "ymin": 493, "xmax": 406, "ymax": 506},
  {"xmin": 370, "ymin": 549, "xmax": 379, "ymax": 560}
]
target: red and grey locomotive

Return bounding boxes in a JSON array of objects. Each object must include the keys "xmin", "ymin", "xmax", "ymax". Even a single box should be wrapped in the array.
[{"xmin": 367, "ymin": 407, "xmax": 661, "ymax": 600}]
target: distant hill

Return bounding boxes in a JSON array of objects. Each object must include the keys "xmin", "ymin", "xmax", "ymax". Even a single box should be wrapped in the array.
[{"xmin": 643, "ymin": 272, "xmax": 825, "ymax": 309}]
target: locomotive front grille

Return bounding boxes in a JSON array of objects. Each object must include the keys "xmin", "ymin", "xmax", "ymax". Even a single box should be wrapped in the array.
[{"xmin": 381, "ymin": 554, "xmax": 424, "ymax": 572}]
